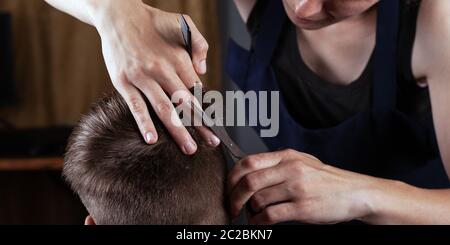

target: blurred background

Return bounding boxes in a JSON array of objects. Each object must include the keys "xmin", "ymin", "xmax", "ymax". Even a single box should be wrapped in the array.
[{"xmin": 0, "ymin": 0, "xmax": 265, "ymax": 224}]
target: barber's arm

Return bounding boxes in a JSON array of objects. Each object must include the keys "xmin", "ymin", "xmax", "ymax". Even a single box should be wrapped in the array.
[
  {"xmin": 228, "ymin": 149, "xmax": 450, "ymax": 225},
  {"xmin": 418, "ymin": 0, "xmax": 450, "ymax": 178},
  {"xmin": 228, "ymin": 0, "xmax": 450, "ymax": 225},
  {"xmin": 44, "ymin": 0, "xmax": 220, "ymax": 154}
]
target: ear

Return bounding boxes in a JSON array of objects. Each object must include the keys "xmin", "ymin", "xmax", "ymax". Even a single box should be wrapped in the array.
[{"xmin": 84, "ymin": 215, "xmax": 96, "ymax": 225}]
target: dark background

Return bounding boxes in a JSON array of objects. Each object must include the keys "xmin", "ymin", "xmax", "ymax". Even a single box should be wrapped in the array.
[{"xmin": 0, "ymin": 12, "xmax": 15, "ymax": 106}]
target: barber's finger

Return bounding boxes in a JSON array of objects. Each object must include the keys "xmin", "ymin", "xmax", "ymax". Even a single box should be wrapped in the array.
[
  {"xmin": 228, "ymin": 151, "xmax": 294, "ymax": 194},
  {"xmin": 196, "ymin": 126, "xmax": 220, "ymax": 147},
  {"xmin": 175, "ymin": 50, "xmax": 203, "ymax": 89},
  {"xmin": 183, "ymin": 15, "xmax": 209, "ymax": 75},
  {"xmin": 174, "ymin": 98, "xmax": 220, "ymax": 147},
  {"xmin": 249, "ymin": 203, "xmax": 298, "ymax": 225},
  {"xmin": 136, "ymin": 80, "xmax": 197, "ymax": 155},
  {"xmin": 115, "ymin": 80, "xmax": 157, "ymax": 144},
  {"xmin": 229, "ymin": 164, "xmax": 287, "ymax": 218},
  {"xmin": 250, "ymin": 183, "xmax": 291, "ymax": 213},
  {"xmin": 157, "ymin": 72, "xmax": 220, "ymax": 147}
]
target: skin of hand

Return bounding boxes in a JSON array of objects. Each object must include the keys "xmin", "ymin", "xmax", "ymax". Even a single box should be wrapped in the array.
[
  {"xmin": 45, "ymin": 0, "xmax": 220, "ymax": 154},
  {"xmin": 228, "ymin": 149, "xmax": 379, "ymax": 224},
  {"xmin": 228, "ymin": 149, "xmax": 450, "ymax": 225}
]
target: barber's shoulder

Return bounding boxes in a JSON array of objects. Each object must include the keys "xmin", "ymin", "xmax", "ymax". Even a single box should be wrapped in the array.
[
  {"xmin": 413, "ymin": 0, "xmax": 450, "ymax": 80},
  {"xmin": 234, "ymin": 0, "xmax": 258, "ymax": 23}
]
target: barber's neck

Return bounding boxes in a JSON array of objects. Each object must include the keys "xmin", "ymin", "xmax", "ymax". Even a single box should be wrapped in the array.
[
  {"xmin": 297, "ymin": 6, "xmax": 377, "ymax": 42},
  {"xmin": 294, "ymin": 7, "xmax": 377, "ymax": 86}
]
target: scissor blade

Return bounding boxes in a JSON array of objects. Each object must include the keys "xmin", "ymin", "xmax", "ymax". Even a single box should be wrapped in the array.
[
  {"xmin": 209, "ymin": 124, "xmax": 247, "ymax": 160},
  {"xmin": 191, "ymin": 102, "xmax": 246, "ymax": 161}
]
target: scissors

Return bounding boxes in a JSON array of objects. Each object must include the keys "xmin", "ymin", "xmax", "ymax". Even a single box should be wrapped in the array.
[
  {"xmin": 180, "ymin": 16, "xmax": 258, "ymax": 220},
  {"xmin": 179, "ymin": 15, "xmax": 247, "ymax": 163}
]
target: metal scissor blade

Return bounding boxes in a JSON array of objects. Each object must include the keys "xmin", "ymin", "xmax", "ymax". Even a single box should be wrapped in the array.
[
  {"xmin": 209, "ymin": 124, "xmax": 247, "ymax": 161},
  {"xmin": 192, "ymin": 102, "xmax": 247, "ymax": 162},
  {"xmin": 180, "ymin": 15, "xmax": 246, "ymax": 162}
]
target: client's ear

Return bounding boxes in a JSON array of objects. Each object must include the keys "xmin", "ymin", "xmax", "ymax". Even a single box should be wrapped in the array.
[{"xmin": 84, "ymin": 215, "xmax": 96, "ymax": 225}]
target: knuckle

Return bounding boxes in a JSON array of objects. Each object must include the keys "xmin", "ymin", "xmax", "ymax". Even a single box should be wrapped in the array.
[
  {"xmin": 304, "ymin": 153, "xmax": 320, "ymax": 161},
  {"xmin": 257, "ymin": 170, "xmax": 270, "ymax": 183},
  {"xmin": 117, "ymin": 71, "xmax": 129, "ymax": 85},
  {"xmin": 183, "ymin": 94, "xmax": 196, "ymax": 107},
  {"xmin": 291, "ymin": 181, "xmax": 305, "ymax": 196},
  {"xmin": 175, "ymin": 61, "xmax": 193, "ymax": 78},
  {"xmin": 242, "ymin": 175, "xmax": 258, "ymax": 192},
  {"xmin": 195, "ymin": 38, "xmax": 209, "ymax": 52},
  {"xmin": 172, "ymin": 91, "xmax": 191, "ymax": 106},
  {"xmin": 146, "ymin": 61, "xmax": 164, "ymax": 75},
  {"xmin": 114, "ymin": 70, "xmax": 131, "ymax": 87},
  {"xmin": 263, "ymin": 207, "xmax": 278, "ymax": 224},
  {"xmin": 241, "ymin": 156, "xmax": 259, "ymax": 170},
  {"xmin": 283, "ymin": 149, "xmax": 298, "ymax": 156},
  {"xmin": 176, "ymin": 63, "xmax": 190, "ymax": 77},
  {"xmin": 155, "ymin": 101, "xmax": 173, "ymax": 116},
  {"xmin": 128, "ymin": 65, "xmax": 146, "ymax": 81},
  {"xmin": 128, "ymin": 97, "xmax": 145, "ymax": 114},
  {"xmin": 290, "ymin": 161, "xmax": 305, "ymax": 176}
]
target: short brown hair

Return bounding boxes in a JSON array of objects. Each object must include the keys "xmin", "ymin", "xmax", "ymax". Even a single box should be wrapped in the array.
[{"xmin": 64, "ymin": 92, "xmax": 228, "ymax": 225}]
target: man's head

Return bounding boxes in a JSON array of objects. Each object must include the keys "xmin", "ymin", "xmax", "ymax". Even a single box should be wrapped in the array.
[
  {"xmin": 282, "ymin": 0, "xmax": 379, "ymax": 29},
  {"xmin": 64, "ymin": 92, "xmax": 229, "ymax": 225}
]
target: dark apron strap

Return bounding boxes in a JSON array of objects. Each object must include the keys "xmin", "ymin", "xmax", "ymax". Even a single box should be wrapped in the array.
[
  {"xmin": 253, "ymin": 0, "xmax": 287, "ymax": 68},
  {"xmin": 373, "ymin": 0, "xmax": 400, "ymax": 111}
]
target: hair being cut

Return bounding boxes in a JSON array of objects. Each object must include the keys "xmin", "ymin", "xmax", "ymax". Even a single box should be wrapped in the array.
[{"xmin": 63, "ymin": 92, "xmax": 228, "ymax": 225}]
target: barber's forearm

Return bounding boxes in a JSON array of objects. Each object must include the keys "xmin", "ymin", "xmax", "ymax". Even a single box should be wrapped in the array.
[
  {"xmin": 361, "ymin": 179, "xmax": 450, "ymax": 224},
  {"xmin": 45, "ymin": 0, "xmax": 99, "ymax": 25},
  {"xmin": 44, "ymin": 0, "xmax": 143, "ymax": 28}
]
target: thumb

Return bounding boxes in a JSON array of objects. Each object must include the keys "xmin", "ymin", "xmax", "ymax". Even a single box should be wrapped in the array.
[{"xmin": 183, "ymin": 15, "xmax": 209, "ymax": 75}]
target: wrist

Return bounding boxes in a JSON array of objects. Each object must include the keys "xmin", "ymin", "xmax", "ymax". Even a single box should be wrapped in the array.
[
  {"xmin": 78, "ymin": 0, "xmax": 111, "ymax": 26},
  {"xmin": 88, "ymin": 0, "xmax": 144, "ymax": 31},
  {"xmin": 358, "ymin": 178, "xmax": 410, "ymax": 224}
]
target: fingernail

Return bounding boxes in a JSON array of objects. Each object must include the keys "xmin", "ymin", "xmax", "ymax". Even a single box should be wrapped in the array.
[
  {"xmin": 209, "ymin": 135, "xmax": 221, "ymax": 147},
  {"xmin": 199, "ymin": 60, "xmax": 207, "ymax": 74},
  {"xmin": 145, "ymin": 132, "xmax": 154, "ymax": 144},
  {"xmin": 183, "ymin": 141, "xmax": 197, "ymax": 155}
]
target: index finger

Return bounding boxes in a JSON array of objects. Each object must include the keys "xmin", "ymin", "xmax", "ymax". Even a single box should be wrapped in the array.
[
  {"xmin": 227, "ymin": 150, "xmax": 302, "ymax": 193},
  {"xmin": 116, "ymin": 81, "xmax": 157, "ymax": 144},
  {"xmin": 228, "ymin": 152, "xmax": 284, "ymax": 194},
  {"xmin": 229, "ymin": 164, "xmax": 287, "ymax": 218}
]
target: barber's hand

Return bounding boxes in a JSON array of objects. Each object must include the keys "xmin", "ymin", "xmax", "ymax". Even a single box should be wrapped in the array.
[
  {"xmin": 228, "ymin": 149, "xmax": 381, "ymax": 224},
  {"xmin": 92, "ymin": 0, "xmax": 219, "ymax": 154}
]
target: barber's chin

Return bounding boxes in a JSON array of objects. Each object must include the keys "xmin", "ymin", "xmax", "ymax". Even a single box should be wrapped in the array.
[{"xmin": 294, "ymin": 18, "xmax": 334, "ymax": 30}]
